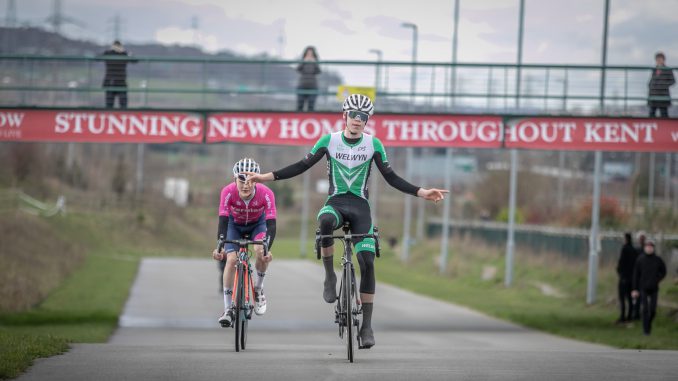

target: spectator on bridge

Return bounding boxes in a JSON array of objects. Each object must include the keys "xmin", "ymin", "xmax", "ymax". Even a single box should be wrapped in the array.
[
  {"xmin": 616, "ymin": 232, "xmax": 637, "ymax": 324},
  {"xmin": 632, "ymin": 240, "xmax": 666, "ymax": 336},
  {"xmin": 296, "ymin": 46, "xmax": 321, "ymax": 112},
  {"xmin": 648, "ymin": 52, "xmax": 675, "ymax": 118},
  {"xmin": 101, "ymin": 40, "xmax": 138, "ymax": 109}
]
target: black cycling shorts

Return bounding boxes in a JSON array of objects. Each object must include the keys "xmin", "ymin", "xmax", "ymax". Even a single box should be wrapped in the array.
[{"xmin": 317, "ymin": 193, "xmax": 376, "ymax": 254}]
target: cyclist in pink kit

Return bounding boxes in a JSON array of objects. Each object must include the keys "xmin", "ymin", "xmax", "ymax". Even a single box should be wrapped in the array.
[{"xmin": 212, "ymin": 158, "xmax": 277, "ymax": 327}]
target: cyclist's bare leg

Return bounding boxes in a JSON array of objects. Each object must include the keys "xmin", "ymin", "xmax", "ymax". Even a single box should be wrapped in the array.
[
  {"xmin": 360, "ymin": 293, "xmax": 374, "ymax": 303},
  {"xmin": 356, "ymin": 251, "xmax": 376, "ymax": 348},
  {"xmin": 253, "ymin": 244, "xmax": 270, "ymax": 274},
  {"xmin": 359, "ymin": 291, "xmax": 375, "ymax": 348},
  {"xmin": 318, "ymin": 213, "xmax": 338, "ymax": 303},
  {"xmin": 253, "ymin": 244, "xmax": 269, "ymax": 290},
  {"xmin": 321, "ymin": 246, "xmax": 337, "ymax": 302},
  {"xmin": 222, "ymin": 251, "xmax": 237, "ymax": 311},
  {"xmin": 321, "ymin": 246, "xmax": 334, "ymax": 258}
]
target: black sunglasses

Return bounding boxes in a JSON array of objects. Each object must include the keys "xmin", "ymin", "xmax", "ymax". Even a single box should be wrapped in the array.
[
  {"xmin": 347, "ymin": 110, "xmax": 369, "ymax": 123},
  {"xmin": 236, "ymin": 173, "xmax": 248, "ymax": 182}
]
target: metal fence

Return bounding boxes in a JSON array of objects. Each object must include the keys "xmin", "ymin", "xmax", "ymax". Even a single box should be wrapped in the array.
[
  {"xmin": 428, "ymin": 218, "xmax": 678, "ymax": 264},
  {"xmin": 0, "ymin": 54, "xmax": 675, "ymax": 115}
]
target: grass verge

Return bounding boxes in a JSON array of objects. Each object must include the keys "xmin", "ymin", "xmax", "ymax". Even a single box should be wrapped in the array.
[
  {"xmin": 0, "ymin": 205, "xmax": 212, "ymax": 380},
  {"xmin": 2, "ymin": 211, "xmax": 676, "ymax": 379},
  {"xmin": 375, "ymin": 235, "xmax": 678, "ymax": 349},
  {"xmin": 250, "ymin": 232, "xmax": 678, "ymax": 349}
]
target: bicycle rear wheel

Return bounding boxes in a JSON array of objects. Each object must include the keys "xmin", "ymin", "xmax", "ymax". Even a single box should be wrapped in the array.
[{"xmin": 344, "ymin": 263, "xmax": 354, "ymax": 363}]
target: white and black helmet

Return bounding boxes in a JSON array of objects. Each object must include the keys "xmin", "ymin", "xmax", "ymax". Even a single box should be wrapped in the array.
[
  {"xmin": 232, "ymin": 157, "xmax": 260, "ymax": 176},
  {"xmin": 342, "ymin": 94, "xmax": 374, "ymax": 116}
]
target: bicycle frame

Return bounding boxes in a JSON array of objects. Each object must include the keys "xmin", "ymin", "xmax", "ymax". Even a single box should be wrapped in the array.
[
  {"xmin": 217, "ymin": 234, "xmax": 268, "ymax": 352},
  {"xmin": 315, "ymin": 225, "xmax": 380, "ymax": 363}
]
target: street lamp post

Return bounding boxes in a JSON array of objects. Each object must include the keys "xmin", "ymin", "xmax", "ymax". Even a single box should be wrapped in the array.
[
  {"xmin": 451, "ymin": 0, "xmax": 460, "ymax": 108},
  {"xmin": 400, "ymin": 22, "xmax": 417, "ymax": 262},
  {"xmin": 368, "ymin": 49, "xmax": 382, "ymax": 94},
  {"xmin": 401, "ymin": 22, "xmax": 418, "ymax": 106},
  {"xmin": 368, "ymin": 48, "xmax": 383, "ymax": 226}
]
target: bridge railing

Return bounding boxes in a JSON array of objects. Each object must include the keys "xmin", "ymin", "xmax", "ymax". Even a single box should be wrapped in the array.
[{"xmin": 0, "ymin": 54, "xmax": 675, "ymax": 115}]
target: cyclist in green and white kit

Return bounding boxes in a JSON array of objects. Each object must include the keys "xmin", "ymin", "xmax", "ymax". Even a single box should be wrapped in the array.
[{"xmin": 246, "ymin": 94, "xmax": 448, "ymax": 348}]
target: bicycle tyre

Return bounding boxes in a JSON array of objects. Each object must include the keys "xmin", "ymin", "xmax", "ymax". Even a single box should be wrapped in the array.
[
  {"xmin": 241, "ymin": 267, "xmax": 251, "ymax": 350},
  {"xmin": 234, "ymin": 264, "xmax": 243, "ymax": 352},
  {"xmin": 240, "ymin": 317, "xmax": 248, "ymax": 350},
  {"xmin": 344, "ymin": 263, "xmax": 354, "ymax": 363}
]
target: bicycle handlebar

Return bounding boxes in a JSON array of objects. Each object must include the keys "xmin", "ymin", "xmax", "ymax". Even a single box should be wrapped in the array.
[
  {"xmin": 314, "ymin": 228, "xmax": 380, "ymax": 259},
  {"xmin": 217, "ymin": 234, "xmax": 269, "ymax": 256},
  {"xmin": 315, "ymin": 233, "xmax": 376, "ymax": 240}
]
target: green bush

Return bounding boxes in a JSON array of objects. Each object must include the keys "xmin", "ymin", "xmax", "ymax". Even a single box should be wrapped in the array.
[{"xmin": 496, "ymin": 207, "xmax": 525, "ymax": 224}]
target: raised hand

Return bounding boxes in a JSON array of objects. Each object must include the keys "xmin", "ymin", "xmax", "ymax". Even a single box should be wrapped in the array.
[{"xmin": 243, "ymin": 171, "xmax": 274, "ymax": 183}]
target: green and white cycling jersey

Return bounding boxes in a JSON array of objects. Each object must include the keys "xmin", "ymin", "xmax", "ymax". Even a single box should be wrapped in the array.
[
  {"xmin": 310, "ymin": 132, "xmax": 386, "ymax": 199},
  {"xmin": 273, "ymin": 131, "xmax": 420, "ymax": 200}
]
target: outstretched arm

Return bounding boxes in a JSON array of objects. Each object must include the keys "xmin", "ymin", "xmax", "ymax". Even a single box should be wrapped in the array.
[
  {"xmin": 246, "ymin": 148, "xmax": 326, "ymax": 183},
  {"xmin": 374, "ymin": 152, "xmax": 449, "ymax": 203}
]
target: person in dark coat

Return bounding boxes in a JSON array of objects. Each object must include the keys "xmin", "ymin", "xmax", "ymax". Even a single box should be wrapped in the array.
[
  {"xmin": 632, "ymin": 240, "xmax": 667, "ymax": 335},
  {"xmin": 296, "ymin": 46, "xmax": 321, "ymax": 112},
  {"xmin": 101, "ymin": 41, "xmax": 138, "ymax": 109},
  {"xmin": 630, "ymin": 231, "xmax": 647, "ymax": 320},
  {"xmin": 616, "ymin": 232, "xmax": 637, "ymax": 323},
  {"xmin": 648, "ymin": 52, "xmax": 675, "ymax": 118}
]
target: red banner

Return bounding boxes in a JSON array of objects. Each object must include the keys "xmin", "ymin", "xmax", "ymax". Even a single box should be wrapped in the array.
[
  {"xmin": 3, "ymin": 109, "xmax": 677, "ymax": 152},
  {"xmin": 504, "ymin": 117, "xmax": 678, "ymax": 152},
  {"xmin": 206, "ymin": 113, "xmax": 504, "ymax": 148},
  {"xmin": 0, "ymin": 109, "xmax": 203, "ymax": 143}
]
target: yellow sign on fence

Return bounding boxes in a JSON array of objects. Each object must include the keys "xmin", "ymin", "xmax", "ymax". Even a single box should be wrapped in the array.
[{"xmin": 336, "ymin": 85, "xmax": 376, "ymax": 102}]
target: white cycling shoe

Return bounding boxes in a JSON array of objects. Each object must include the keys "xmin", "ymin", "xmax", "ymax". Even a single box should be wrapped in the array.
[
  {"xmin": 254, "ymin": 289, "xmax": 267, "ymax": 316},
  {"xmin": 218, "ymin": 309, "xmax": 233, "ymax": 327}
]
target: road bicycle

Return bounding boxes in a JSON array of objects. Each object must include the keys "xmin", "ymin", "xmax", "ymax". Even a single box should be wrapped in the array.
[
  {"xmin": 217, "ymin": 233, "xmax": 268, "ymax": 352},
  {"xmin": 315, "ymin": 223, "xmax": 380, "ymax": 363}
]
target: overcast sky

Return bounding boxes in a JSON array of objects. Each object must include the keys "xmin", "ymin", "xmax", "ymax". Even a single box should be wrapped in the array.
[{"xmin": 8, "ymin": 0, "xmax": 678, "ymax": 66}]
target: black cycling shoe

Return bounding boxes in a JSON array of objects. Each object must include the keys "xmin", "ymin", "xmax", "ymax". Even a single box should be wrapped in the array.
[
  {"xmin": 359, "ymin": 326, "xmax": 375, "ymax": 349},
  {"xmin": 323, "ymin": 273, "xmax": 337, "ymax": 303}
]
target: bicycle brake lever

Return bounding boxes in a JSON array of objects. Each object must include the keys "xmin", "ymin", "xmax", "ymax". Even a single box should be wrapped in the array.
[{"xmin": 216, "ymin": 234, "xmax": 225, "ymax": 252}]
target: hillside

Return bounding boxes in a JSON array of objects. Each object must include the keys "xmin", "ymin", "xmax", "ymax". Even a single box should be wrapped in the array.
[{"xmin": 0, "ymin": 26, "xmax": 343, "ymax": 92}]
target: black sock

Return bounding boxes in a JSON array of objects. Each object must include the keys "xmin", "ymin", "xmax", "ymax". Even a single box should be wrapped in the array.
[
  {"xmin": 361, "ymin": 302, "xmax": 373, "ymax": 330},
  {"xmin": 322, "ymin": 255, "xmax": 335, "ymax": 279}
]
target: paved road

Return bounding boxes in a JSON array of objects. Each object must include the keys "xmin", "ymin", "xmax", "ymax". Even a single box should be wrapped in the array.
[{"xmin": 18, "ymin": 258, "xmax": 677, "ymax": 380}]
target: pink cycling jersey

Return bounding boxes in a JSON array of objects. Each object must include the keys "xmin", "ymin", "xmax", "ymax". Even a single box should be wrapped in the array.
[{"xmin": 218, "ymin": 183, "xmax": 277, "ymax": 225}]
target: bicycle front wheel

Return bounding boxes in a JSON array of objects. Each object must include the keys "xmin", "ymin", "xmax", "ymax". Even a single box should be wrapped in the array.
[
  {"xmin": 240, "ymin": 317, "xmax": 248, "ymax": 350},
  {"xmin": 241, "ymin": 267, "xmax": 252, "ymax": 350},
  {"xmin": 344, "ymin": 263, "xmax": 354, "ymax": 363},
  {"xmin": 234, "ymin": 264, "xmax": 244, "ymax": 352}
]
